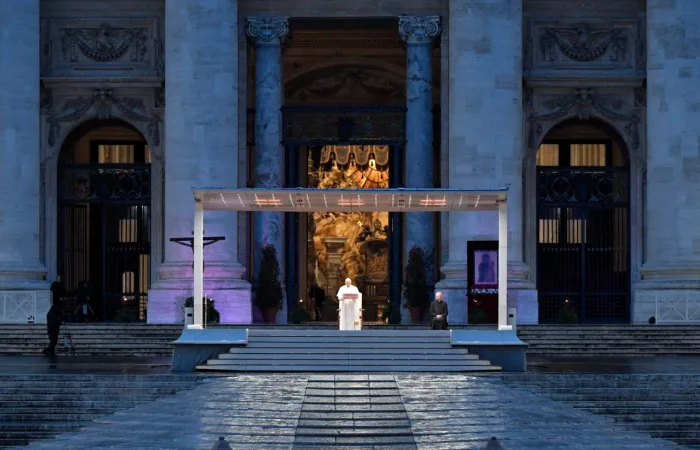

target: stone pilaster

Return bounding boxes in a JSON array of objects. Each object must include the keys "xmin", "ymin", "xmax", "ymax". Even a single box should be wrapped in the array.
[
  {"xmin": 246, "ymin": 17, "xmax": 288, "ymax": 323},
  {"xmin": 0, "ymin": 0, "xmax": 50, "ymax": 323},
  {"xmin": 399, "ymin": 15, "xmax": 440, "ymax": 295},
  {"xmin": 635, "ymin": 0, "xmax": 700, "ymax": 324},
  {"xmin": 436, "ymin": 0, "xmax": 534, "ymax": 325},
  {"xmin": 149, "ymin": 0, "xmax": 251, "ymax": 324}
]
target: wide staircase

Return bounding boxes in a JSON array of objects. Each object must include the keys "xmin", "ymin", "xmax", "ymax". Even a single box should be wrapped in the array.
[
  {"xmin": 504, "ymin": 373, "xmax": 700, "ymax": 449},
  {"xmin": 196, "ymin": 329, "xmax": 501, "ymax": 372},
  {"xmin": 0, "ymin": 324, "xmax": 181, "ymax": 356},
  {"xmin": 2, "ymin": 323, "xmax": 700, "ymax": 357},
  {"xmin": 516, "ymin": 325, "xmax": 700, "ymax": 356},
  {"xmin": 0, "ymin": 374, "xmax": 199, "ymax": 447}
]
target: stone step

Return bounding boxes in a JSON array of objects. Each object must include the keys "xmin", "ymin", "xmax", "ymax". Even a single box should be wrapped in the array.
[
  {"xmin": 197, "ymin": 363, "xmax": 501, "ymax": 372},
  {"xmin": 218, "ymin": 352, "xmax": 478, "ymax": 360}
]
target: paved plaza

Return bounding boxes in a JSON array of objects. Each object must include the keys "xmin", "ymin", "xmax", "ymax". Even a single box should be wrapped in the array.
[{"xmin": 11, "ymin": 369, "xmax": 690, "ymax": 450}]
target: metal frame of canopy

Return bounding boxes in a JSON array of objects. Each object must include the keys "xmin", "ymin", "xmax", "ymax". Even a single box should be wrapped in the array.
[{"xmin": 189, "ymin": 187, "xmax": 511, "ymax": 331}]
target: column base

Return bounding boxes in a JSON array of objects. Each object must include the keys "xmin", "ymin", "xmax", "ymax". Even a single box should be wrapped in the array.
[
  {"xmin": 633, "ymin": 263, "xmax": 700, "ymax": 324},
  {"xmin": 0, "ymin": 289, "xmax": 51, "ymax": 324},
  {"xmin": 149, "ymin": 262, "xmax": 252, "ymax": 324},
  {"xmin": 507, "ymin": 289, "xmax": 538, "ymax": 324}
]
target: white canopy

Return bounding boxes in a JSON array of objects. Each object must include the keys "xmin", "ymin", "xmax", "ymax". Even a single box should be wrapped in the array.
[
  {"xmin": 188, "ymin": 187, "xmax": 511, "ymax": 332},
  {"xmin": 193, "ymin": 188, "xmax": 507, "ymax": 212}
]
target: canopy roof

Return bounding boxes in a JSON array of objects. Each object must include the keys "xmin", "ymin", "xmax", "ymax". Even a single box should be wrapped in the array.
[{"xmin": 193, "ymin": 188, "xmax": 507, "ymax": 212}]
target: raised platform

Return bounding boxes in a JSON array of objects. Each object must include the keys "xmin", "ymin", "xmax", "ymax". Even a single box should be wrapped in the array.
[{"xmin": 171, "ymin": 328, "xmax": 526, "ymax": 373}]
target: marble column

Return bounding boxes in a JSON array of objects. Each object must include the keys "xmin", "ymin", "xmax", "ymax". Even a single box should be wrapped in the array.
[
  {"xmin": 0, "ymin": 0, "xmax": 50, "ymax": 322},
  {"xmin": 436, "ymin": 0, "xmax": 534, "ymax": 325},
  {"xmin": 246, "ymin": 18, "xmax": 288, "ymax": 323},
  {"xmin": 149, "ymin": 0, "xmax": 251, "ymax": 324},
  {"xmin": 636, "ymin": 0, "xmax": 700, "ymax": 323},
  {"xmin": 399, "ymin": 16, "xmax": 440, "ymax": 290}
]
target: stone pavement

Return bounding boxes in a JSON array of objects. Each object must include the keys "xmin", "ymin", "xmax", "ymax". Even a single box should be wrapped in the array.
[{"xmin": 17, "ymin": 374, "xmax": 688, "ymax": 450}]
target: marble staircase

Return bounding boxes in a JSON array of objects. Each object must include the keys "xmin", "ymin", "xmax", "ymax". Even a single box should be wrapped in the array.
[
  {"xmin": 0, "ymin": 374, "xmax": 199, "ymax": 447},
  {"xmin": 196, "ymin": 329, "xmax": 501, "ymax": 372},
  {"xmin": 503, "ymin": 373, "xmax": 700, "ymax": 448},
  {"xmin": 2, "ymin": 324, "xmax": 700, "ymax": 358},
  {"xmin": 516, "ymin": 325, "xmax": 700, "ymax": 356}
]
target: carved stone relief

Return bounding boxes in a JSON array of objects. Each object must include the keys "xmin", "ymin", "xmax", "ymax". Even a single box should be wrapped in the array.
[
  {"xmin": 43, "ymin": 19, "xmax": 163, "ymax": 78},
  {"xmin": 46, "ymin": 89, "xmax": 161, "ymax": 149},
  {"xmin": 524, "ymin": 18, "xmax": 643, "ymax": 74},
  {"xmin": 60, "ymin": 24, "xmax": 147, "ymax": 62},
  {"xmin": 525, "ymin": 87, "xmax": 642, "ymax": 152}
]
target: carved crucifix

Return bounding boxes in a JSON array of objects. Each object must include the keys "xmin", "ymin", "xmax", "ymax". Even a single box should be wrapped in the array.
[{"xmin": 169, "ymin": 232, "xmax": 225, "ymax": 270}]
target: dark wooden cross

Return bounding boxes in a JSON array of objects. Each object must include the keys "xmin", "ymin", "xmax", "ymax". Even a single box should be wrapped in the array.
[{"xmin": 169, "ymin": 232, "xmax": 226, "ymax": 269}]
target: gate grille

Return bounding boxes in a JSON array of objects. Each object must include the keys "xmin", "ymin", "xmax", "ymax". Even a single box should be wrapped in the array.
[
  {"xmin": 57, "ymin": 163, "xmax": 151, "ymax": 321},
  {"xmin": 537, "ymin": 153, "xmax": 630, "ymax": 323}
]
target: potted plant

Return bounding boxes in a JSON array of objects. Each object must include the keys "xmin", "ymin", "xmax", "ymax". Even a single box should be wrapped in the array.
[
  {"xmin": 183, "ymin": 296, "xmax": 220, "ymax": 325},
  {"xmin": 290, "ymin": 306, "xmax": 310, "ymax": 324},
  {"xmin": 403, "ymin": 246, "xmax": 431, "ymax": 324},
  {"xmin": 254, "ymin": 245, "xmax": 284, "ymax": 323},
  {"xmin": 558, "ymin": 298, "xmax": 578, "ymax": 324}
]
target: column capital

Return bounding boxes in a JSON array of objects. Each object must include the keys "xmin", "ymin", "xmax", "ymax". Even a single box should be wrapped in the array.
[
  {"xmin": 246, "ymin": 17, "xmax": 289, "ymax": 46},
  {"xmin": 398, "ymin": 15, "xmax": 441, "ymax": 44}
]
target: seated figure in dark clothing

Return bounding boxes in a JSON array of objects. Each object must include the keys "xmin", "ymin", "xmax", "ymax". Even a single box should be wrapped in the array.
[{"xmin": 429, "ymin": 291, "xmax": 448, "ymax": 330}]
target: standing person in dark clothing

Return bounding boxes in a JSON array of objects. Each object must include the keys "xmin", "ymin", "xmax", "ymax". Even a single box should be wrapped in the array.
[
  {"xmin": 50, "ymin": 276, "xmax": 66, "ymax": 307},
  {"xmin": 43, "ymin": 303, "xmax": 62, "ymax": 356},
  {"xmin": 429, "ymin": 291, "xmax": 448, "ymax": 330},
  {"xmin": 310, "ymin": 283, "xmax": 326, "ymax": 321},
  {"xmin": 73, "ymin": 281, "xmax": 95, "ymax": 322}
]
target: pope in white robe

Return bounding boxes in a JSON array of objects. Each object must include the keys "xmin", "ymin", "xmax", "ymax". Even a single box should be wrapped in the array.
[{"xmin": 337, "ymin": 278, "xmax": 362, "ymax": 330}]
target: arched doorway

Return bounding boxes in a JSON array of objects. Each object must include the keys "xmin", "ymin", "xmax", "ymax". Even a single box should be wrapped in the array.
[
  {"xmin": 57, "ymin": 119, "xmax": 151, "ymax": 322},
  {"xmin": 536, "ymin": 119, "xmax": 630, "ymax": 323}
]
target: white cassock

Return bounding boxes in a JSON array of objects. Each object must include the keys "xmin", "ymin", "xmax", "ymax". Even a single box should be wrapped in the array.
[{"xmin": 336, "ymin": 285, "xmax": 362, "ymax": 330}]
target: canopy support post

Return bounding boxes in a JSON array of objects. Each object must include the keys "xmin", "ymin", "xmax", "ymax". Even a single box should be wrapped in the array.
[
  {"xmin": 498, "ymin": 199, "xmax": 511, "ymax": 330},
  {"xmin": 193, "ymin": 199, "xmax": 204, "ymax": 329}
]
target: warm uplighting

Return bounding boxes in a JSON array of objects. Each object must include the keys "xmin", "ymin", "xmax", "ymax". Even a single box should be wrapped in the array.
[
  {"xmin": 419, "ymin": 197, "xmax": 448, "ymax": 207},
  {"xmin": 338, "ymin": 195, "xmax": 365, "ymax": 207},
  {"xmin": 255, "ymin": 195, "xmax": 283, "ymax": 207}
]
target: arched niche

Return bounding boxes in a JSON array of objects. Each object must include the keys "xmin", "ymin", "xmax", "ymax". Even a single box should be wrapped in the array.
[
  {"xmin": 529, "ymin": 118, "xmax": 633, "ymax": 324},
  {"xmin": 41, "ymin": 91, "xmax": 164, "ymax": 318}
]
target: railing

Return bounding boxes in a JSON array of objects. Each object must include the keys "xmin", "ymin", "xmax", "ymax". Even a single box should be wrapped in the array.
[
  {"xmin": 655, "ymin": 294, "xmax": 700, "ymax": 324},
  {"xmin": 0, "ymin": 291, "xmax": 38, "ymax": 323}
]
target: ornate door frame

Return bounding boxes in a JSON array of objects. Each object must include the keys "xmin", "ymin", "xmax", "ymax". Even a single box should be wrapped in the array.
[
  {"xmin": 40, "ymin": 84, "xmax": 165, "ymax": 287},
  {"xmin": 522, "ymin": 85, "xmax": 646, "ymax": 297}
]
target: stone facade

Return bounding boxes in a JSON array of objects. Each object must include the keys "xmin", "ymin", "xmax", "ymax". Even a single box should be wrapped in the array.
[{"xmin": 1, "ymin": 0, "xmax": 699, "ymax": 325}]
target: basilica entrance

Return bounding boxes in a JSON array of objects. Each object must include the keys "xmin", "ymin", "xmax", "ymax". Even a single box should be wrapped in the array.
[
  {"xmin": 282, "ymin": 107, "xmax": 406, "ymax": 323},
  {"xmin": 536, "ymin": 120, "xmax": 630, "ymax": 323},
  {"xmin": 57, "ymin": 120, "xmax": 151, "ymax": 322}
]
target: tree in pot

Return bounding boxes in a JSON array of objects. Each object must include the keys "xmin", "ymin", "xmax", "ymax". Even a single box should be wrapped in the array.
[
  {"xmin": 403, "ymin": 246, "xmax": 431, "ymax": 324},
  {"xmin": 254, "ymin": 245, "xmax": 284, "ymax": 323},
  {"xmin": 183, "ymin": 296, "xmax": 220, "ymax": 325}
]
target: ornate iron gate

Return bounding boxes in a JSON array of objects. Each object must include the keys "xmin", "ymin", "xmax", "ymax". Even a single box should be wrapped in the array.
[
  {"xmin": 536, "ymin": 142, "xmax": 630, "ymax": 323},
  {"xmin": 57, "ymin": 163, "xmax": 151, "ymax": 321}
]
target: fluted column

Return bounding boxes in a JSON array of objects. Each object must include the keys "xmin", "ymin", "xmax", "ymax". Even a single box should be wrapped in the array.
[
  {"xmin": 150, "ymin": 0, "xmax": 250, "ymax": 324},
  {"xmin": 437, "ymin": 0, "xmax": 532, "ymax": 324},
  {"xmin": 246, "ymin": 18, "xmax": 288, "ymax": 322},
  {"xmin": 0, "ymin": 0, "xmax": 50, "ymax": 321},
  {"xmin": 399, "ymin": 16, "xmax": 440, "ymax": 293},
  {"xmin": 636, "ymin": 0, "xmax": 700, "ymax": 322}
]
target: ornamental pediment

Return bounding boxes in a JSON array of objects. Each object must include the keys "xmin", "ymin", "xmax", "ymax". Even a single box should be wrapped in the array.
[{"xmin": 41, "ymin": 18, "xmax": 164, "ymax": 78}]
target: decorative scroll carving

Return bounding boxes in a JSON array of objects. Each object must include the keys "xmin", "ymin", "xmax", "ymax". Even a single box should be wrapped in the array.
[
  {"xmin": 154, "ymin": 86, "xmax": 165, "ymax": 108},
  {"xmin": 527, "ymin": 88, "xmax": 640, "ymax": 151},
  {"xmin": 47, "ymin": 89, "xmax": 161, "ymax": 147},
  {"xmin": 398, "ymin": 16, "xmax": 441, "ymax": 44},
  {"xmin": 285, "ymin": 67, "xmax": 405, "ymax": 103},
  {"xmin": 40, "ymin": 84, "xmax": 53, "ymax": 109},
  {"xmin": 246, "ymin": 17, "xmax": 289, "ymax": 46},
  {"xmin": 283, "ymin": 106, "xmax": 405, "ymax": 142},
  {"xmin": 60, "ymin": 23, "xmax": 147, "ymax": 62},
  {"xmin": 538, "ymin": 169, "xmax": 628, "ymax": 203},
  {"xmin": 540, "ymin": 27, "xmax": 627, "ymax": 62}
]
